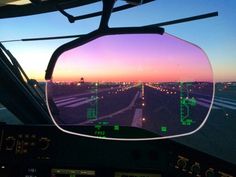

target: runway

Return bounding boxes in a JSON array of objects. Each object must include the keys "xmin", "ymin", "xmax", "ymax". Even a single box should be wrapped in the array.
[
  {"xmin": 1, "ymin": 82, "xmax": 236, "ymax": 163},
  {"xmin": 50, "ymin": 82, "xmax": 236, "ymax": 129}
]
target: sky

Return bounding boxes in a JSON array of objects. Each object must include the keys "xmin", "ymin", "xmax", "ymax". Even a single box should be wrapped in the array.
[
  {"xmin": 0, "ymin": 0, "xmax": 235, "ymax": 82},
  {"xmin": 54, "ymin": 34, "xmax": 212, "ymax": 82}
]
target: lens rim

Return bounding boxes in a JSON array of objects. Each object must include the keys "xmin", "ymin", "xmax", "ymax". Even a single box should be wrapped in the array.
[{"xmin": 45, "ymin": 33, "xmax": 215, "ymax": 141}]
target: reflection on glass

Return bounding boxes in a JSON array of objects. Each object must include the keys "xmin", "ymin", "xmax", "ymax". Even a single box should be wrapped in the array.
[{"xmin": 46, "ymin": 33, "xmax": 214, "ymax": 139}]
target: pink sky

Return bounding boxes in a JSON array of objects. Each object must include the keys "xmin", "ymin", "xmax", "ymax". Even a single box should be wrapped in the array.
[{"xmin": 53, "ymin": 33, "xmax": 213, "ymax": 83}]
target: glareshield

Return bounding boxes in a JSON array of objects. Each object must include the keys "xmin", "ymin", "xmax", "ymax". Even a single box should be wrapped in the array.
[{"xmin": 46, "ymin": 33, "xmax": 214, "ymax": 140}]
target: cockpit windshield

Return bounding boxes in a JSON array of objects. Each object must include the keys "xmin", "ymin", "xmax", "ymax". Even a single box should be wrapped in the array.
[{"xmin": 0, "ymin": 0, "xmax": 236, "ymax": 165}]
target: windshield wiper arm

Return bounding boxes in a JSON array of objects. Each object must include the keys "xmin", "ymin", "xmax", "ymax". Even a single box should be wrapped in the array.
[{"xmin": 0, "ymin": 12, "xmax": 218, "ymax": 43}]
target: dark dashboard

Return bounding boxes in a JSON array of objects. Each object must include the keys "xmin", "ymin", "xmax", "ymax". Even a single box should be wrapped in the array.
[{"xmin": 0, "ymin": 125, "xmax": 235, "ymax": 177}]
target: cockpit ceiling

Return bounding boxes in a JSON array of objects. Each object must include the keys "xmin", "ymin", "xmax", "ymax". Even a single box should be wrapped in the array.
[
  {"xmin": 0, "ymin": 0, "xmax": 32, "ymax": 6},
  {"xmin": 0, "ymin": 0, "xmax": 99, "ymax": 19}
]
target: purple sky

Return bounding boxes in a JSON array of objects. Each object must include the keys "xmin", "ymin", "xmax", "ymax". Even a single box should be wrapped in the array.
[{"xmin": 53, "ymin": 33, "xmax": 213, "ymax": 83}]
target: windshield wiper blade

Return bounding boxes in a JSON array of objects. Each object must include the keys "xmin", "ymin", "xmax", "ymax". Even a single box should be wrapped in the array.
[
  {"xmin": 0, "ymin": 42, "xmax": 46, "ymax": 104},
  {"xmin": 150, "ymin": 12, "xmax": 218, "ymax": 27},
  {"xmin": 0, "ymin": 34, "xmax": 85, "ymax": 43},
  {"xmin": 0, "ymin": 43, "xmax": 51, "ymax": 124}
]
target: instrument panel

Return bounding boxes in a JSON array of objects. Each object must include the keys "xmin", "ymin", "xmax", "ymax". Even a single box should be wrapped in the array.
[{"xmin": 0, "ymin": 125, "xmax": 235, "ymax": 177}]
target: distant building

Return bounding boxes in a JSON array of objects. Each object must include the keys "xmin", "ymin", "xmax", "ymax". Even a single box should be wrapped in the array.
[{"xmin": 80, "ymin": 77, "xmax": 85, "ymax": 83}]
